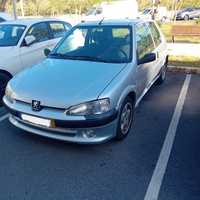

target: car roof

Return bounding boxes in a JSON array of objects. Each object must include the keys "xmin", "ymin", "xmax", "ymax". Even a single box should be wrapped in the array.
[
  {"xmin": 78, "ymin": 18, "xmax": 150, "ymax": 26},
  {"xmin": 0, "ymin": 18, "xmax": 66, "ymax": 26},
  {"xmin": 0, "ymin": 12, "xmax": 13, "ymax": 20}
]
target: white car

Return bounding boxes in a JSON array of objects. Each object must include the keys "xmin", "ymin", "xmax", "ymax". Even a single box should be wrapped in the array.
[
  {"xmin": 0, "ymin": 18, "xmax": 72, "ymax": 103},
  {"xmin": 0, "ymin": 12, "xmax": 13, "ymax": 22},
  {"xmin": 84, "ymin": 0, "xmax": 138, "ymax": 21},
  {"xmin": 139, "ymin": 7, "xmax": 168, "ymax": 21}
]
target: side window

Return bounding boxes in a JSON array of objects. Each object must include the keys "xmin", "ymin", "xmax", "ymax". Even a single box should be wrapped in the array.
[
  {"xmin": 149, "ymin": 22, "xmax": 161, "ymax": 47},
  {"xmin": 26, "ymin": 22, "xmax": 49, "ymax": 43},
  {"xmin": 63, "ymin": 22, "xmax": 72, "ymax": 32},
  {"xmin": 49, "ymin": 22, "xmax": 66, "ymax": 38},
  {"xmin": 96, "ymin": 7, "xmax": 103, "ymax": 15},
  {"xmin": 135, "ymin": 23, "xmax": 155, "ymax": 61},
  {"xmin": 0, "ymin": 17, "xmax": 5, "ymax": 23}
]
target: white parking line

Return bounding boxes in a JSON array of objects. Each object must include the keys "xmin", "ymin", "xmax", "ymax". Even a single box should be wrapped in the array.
[
  {"xmin": 0, "ymin": 113, "xmax": 9, "ymax": 123},
  {"xmin": 144, "ymin": 74, "xmax": 191, "ymax": 200}
]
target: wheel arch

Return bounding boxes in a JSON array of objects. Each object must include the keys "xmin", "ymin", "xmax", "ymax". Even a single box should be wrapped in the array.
[
  {"xmin": 116, "ymin": 86, "xmax": 137, "ymax": 111},
  {"xmin": 0, "ymin": 69, "xmax": 13, "ymax": 79},
  {"xmin": 127, "ymin": 91, "xmax": 136, "ymax": 105}
]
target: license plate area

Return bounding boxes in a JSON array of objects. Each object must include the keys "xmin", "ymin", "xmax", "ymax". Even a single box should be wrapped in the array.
[{"xmin": 21, "ymin": 114, "xmax": 51, "ymax": 128}]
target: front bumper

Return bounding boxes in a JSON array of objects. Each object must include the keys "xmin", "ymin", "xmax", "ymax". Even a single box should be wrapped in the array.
[{"xmin": 4, "ymin": 97, "xmax": 118, "ymax": 144}]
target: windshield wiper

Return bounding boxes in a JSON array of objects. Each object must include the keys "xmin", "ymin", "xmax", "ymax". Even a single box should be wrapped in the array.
[
  {"xmin": 49, "ymin": 53, "xmax": 66, "ymax": 58},
  {"xmin": 64, "ymin": 55, "xmax": 112, "ymax": 63},
  {"xmin": 49, "ymin": 54, "xmax": 94, "ymax": 60},
  {"xmin": 49, "ymin": 54, "xmax": 123, "ymax": 63}
]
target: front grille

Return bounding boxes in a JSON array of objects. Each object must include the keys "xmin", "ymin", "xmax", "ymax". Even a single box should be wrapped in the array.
[{"xmin": 15, "ymin": 99, "xmax": 65, "ymax": 112}]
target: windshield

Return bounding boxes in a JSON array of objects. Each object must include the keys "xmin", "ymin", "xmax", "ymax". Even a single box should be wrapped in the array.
[
  {"xmin": 0, "ymin": 24, "xmax": 26, "ymax": 46},
  {"xmin": 50, "ymin": 25, "xmax": 132, "ymax": 63}
]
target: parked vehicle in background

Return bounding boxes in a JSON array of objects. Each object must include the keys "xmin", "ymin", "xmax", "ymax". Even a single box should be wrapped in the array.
[
  {"xmin": 0, "ymin": 12, "xmax": 13, "ymax": 22},
  {"xmin": 83, "ymin": 0, "xmax": 138, "ymax": 21},
  {"xmin": 139, "ymin": 7, "xmax": 168, "ymax": 22},
  {"xmin": 0, "ymin": 18, "xmax": 72, "ymax": 104},
  {"xmin": 4, "ymin": 19, "xmax": 168, "ymax": 144},
  {"xmin": 139, "ymin": 8, "xmax": 152, "ymax": 20},
  {"xmin": 176, "ymin": 8, "xmax": 200, "ymax": 20}
]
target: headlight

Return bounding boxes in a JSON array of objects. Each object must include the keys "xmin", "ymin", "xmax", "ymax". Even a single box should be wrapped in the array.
[
  {"xmin": 5, "ymin": 84, "xmax": 15, "ymax": 103},
  {"xmin": 66, "ymin": 98, "xmax": 110, "ymax": 116}
]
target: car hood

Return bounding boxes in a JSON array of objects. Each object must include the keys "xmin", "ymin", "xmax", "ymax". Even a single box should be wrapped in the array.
[
  {"xmin": 0, "ymin": 46, "xmax": 16, "ymax": 58},
  {"xmin": 10, "ymin": 58, "xmax": 126, "ymax": 108}
]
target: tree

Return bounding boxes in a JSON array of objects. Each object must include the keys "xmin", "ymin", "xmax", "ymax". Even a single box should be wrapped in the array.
[{"xmin": 0, "ymin": 0, "xmax": 7, "ymax": 11}]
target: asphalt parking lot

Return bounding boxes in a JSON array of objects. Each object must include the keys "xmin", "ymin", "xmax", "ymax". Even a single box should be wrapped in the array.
[{"xmin": 0, "ymin": 72, "xmax": 199, "ymax": 200}]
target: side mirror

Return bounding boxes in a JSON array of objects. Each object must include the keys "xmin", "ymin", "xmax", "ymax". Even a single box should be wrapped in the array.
[
  {"xmin": 138, "ymin": 53, "xmax": 156, "ymax": 65},
  {"xmin": 44, "ymin": 48, "xmax": 51, "ymax": 57},
  {"xmin": 24, "ymin": 35, "xmax": 36, "ymax": 46}
]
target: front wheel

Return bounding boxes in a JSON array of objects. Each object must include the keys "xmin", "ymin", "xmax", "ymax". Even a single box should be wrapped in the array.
[
  {"xmin": 115, "ymin": 96, "xmax": 134, "ymax": 141},
  {"xmin": 184, "ymin": 15, "xmax": 189, "ymax": 21}
]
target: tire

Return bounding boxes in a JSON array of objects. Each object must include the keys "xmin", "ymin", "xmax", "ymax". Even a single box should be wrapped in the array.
[
  {"xmin": 0, "ymin": 73, "xmax": 10, "ymax": 106},
  {"xmin": 156, "ymin": 59, "xmax": 168, "ymax": 85},
  {"xmin": 184, "ymin": 15, "xmax": 189, "ymax": 21},
  {"xmin": 115, "ymin": 96, "xmax": 134, "ymax": 141}
]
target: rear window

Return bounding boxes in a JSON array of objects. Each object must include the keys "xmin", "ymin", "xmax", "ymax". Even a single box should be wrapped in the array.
[{"xmin": 49, "ymin": 22, "xmax": 66, "ymax": 38}]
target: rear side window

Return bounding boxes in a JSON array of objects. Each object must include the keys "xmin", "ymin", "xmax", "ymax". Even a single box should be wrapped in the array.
[
  {"xmin": 149, "ymin": 22, "xmax": 161, "ymax": 47},
  {"xmin": 27, "ymin": 22, "xmax": 49, "ymax": 43},
  {"xmin": 63, "ymin": 22, "xmax": 71, "ymax": 32},
  {"xmin": 0, "ymin": 17, "xmax": 5, "ymax": 23},
  {"xmin": 135, "ymin": 23, "xmax": 155, "ymax": 60},
  {"xmin": 49, "ymin": 22, "xmax": 67, "ymax": 38}
]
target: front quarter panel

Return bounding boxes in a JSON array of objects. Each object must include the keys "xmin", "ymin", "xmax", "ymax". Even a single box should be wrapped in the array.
[{"xmin": 98, "ymin": 62, "xmax": 137, "ymax": 112}]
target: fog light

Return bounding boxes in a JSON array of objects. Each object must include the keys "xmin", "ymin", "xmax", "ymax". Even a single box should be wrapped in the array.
[{"xmin": 82, "ymin": 130, "xmax": 96, "ymax": 138}]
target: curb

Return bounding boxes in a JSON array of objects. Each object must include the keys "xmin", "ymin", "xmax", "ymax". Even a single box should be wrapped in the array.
[{"xmin": 168, "ymin": 65, "xmax": 200, "ymax": 74}]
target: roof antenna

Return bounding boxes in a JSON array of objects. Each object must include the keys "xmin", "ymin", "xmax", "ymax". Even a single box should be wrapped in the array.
[{"xmin": 98, "ymin": 17, "xmax": 105, "ymax": 25}]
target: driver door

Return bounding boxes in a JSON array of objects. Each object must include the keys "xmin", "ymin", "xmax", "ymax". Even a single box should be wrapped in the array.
[{"xmin": 135, "ymin": 23, "xmax": 156, "ymax": 98}]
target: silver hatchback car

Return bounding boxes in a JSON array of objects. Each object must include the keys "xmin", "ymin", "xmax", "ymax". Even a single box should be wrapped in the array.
[{"xmin": 3, "ymin": 19, "xmax": 168, "ymax": 144}]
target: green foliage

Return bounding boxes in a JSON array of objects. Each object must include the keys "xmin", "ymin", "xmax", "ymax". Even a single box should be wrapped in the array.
[
  {"xmin": 195, "ymin": 19, "xmax": 200, "ymax": 25},
  {"xmin": 4, "ymin": 0, "xmax": 200, "ymax": 16}
]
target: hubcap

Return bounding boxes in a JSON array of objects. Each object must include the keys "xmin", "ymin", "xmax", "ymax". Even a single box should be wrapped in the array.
[{"xmin": 120, "ymin": 102, "xmax": 133, "ymax": 135}]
